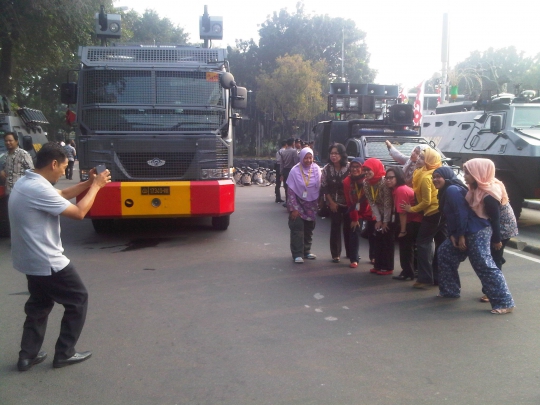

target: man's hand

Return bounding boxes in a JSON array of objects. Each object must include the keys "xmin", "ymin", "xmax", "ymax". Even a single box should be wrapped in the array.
[{"xmin": 89, "ymin": 167, "xmax": 111, "ymax": 189}]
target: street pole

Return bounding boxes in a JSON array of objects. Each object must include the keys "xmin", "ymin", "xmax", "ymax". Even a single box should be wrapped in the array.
[{"xmin": 440, "ymin": 13, "xmax": 449, "ymax": 105}]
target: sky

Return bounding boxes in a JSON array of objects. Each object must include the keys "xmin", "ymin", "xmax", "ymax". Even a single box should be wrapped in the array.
[{"xmin": 114, "ymin": 0, "xmax": 539, "ymax": 90}]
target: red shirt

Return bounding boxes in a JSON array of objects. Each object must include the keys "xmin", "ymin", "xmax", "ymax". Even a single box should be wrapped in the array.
[
  {"xmin": 343, "ymin": 176, "xmax": 374, "ymax": 221},
  {"xmin": 393, "ymin": 185, "xmax": 423, "ymax": 223}
]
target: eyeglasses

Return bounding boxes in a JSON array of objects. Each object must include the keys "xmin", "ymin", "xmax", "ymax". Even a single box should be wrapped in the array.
[{"xmin": 384, "ymin": 176, "xmax": 396, "ymax": 180}]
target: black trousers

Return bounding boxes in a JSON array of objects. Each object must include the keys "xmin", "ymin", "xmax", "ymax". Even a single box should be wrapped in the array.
[
  {"xmin": 491, "ymin": 238, "xmax": 509, "ymax": 270},
  {"xmin": 20, "ymin": 263, "xmax": 88, "ymax": 361},
  {"xmin": 274, "ymin": 164, "xmax": 282, "ymax": 201},
  {"xmin": 282, "ymin": 168, "xmax": 292, "ymax": 202},
  {"xmin": 416, "ymin": 213, "xmax": 447, "ymax": 284},
  {"xmin": 370, "ymin": 220, "xmax": 395, "ymax": 271},
  {"xmin": 398, "ymin": 221, "xmax": 421, "ymax": 277},
  {"xmin": 329, "ymin": 206, "xmax": 351, "ymax": 259},
  {"xmin": 65, "ymin": 160, "xmax": 75, "ymax": 180}
]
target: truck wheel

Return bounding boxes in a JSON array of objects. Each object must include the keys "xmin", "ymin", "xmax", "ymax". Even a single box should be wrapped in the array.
[
  {"xmin": 92, "ymin": 219, "xmax": 115, "ymax": 234},
  {"xmin": 212, "ymin": 215, "xmax": 230, "ymax": 231}
]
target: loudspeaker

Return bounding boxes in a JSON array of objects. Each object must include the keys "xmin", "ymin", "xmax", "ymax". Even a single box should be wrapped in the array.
[
  {"xmin": 200, "ymin": 16, "xmax": 223, "ymax": 40},
  {"xmin": 329, "ymin": 82, "xmax": 349, "ymax": 95},
  {"xmin": 350, "ymin": 84, "xmax": 368, "ymax": 95},
  {"xmin": 95, "ymin": 13, "xmax": 121, "ymax": 39},
  {"xmin": 388, "ymin": 104, "xmax": 414, "ymax": 124},
  {"xmin": 60, "ymin": 83, "xmax": 78, "ymax": 105}
]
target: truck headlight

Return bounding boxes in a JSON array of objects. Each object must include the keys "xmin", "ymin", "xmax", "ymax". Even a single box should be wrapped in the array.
[{"xmin": 201, "ymin": 168, "xmax": 229, "ymax": 179}]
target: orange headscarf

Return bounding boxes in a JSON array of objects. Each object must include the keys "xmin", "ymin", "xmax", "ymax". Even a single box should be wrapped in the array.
[
  {"xmin": 464, "ymin": 158, "xmax": 508, "ymax": 219},
  {"xmin": 412, "ymin": 148, "xmax": 442, "ymax": 198}
]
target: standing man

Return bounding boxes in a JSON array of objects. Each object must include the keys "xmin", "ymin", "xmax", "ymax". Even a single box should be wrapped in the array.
[
  {"xmin": 280, "ymin": 138, "xmax": 300, "ymax": 207},
  {"xmin": 274, "ymin": 140, "xmax": 286, "ymax": 203},
  {"xmin": 63, "ymin": 140, "xmax": 76, "ymax": 180},
  {"xmin": 10, "ymin": 142, "xmax": 110, "ymax": 371},
  {"xmin": 0, "ymin": 132, "xmax": 34, "ymax": 235}
]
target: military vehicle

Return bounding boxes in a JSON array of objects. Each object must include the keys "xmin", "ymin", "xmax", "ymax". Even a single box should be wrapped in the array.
[
  {"xmin": 421, "ymin": 92, "xmax": 540, "ymax": 218},
  {"xmin": 0, "ymin": 95, "xmax": 49, "ymax": 236},
  {"xmin": 314, "ymin": 83, "xmax": 454, "ymax": 168}
]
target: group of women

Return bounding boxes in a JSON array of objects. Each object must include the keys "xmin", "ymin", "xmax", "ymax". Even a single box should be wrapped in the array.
[{"xmin": 284, "ymin": 142, "xmax": 517, "ymax": 315}]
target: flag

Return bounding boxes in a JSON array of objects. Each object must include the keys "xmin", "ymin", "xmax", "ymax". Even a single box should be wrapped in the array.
[
  {"xmin": 66, "ymin": 109, "xmax": 76, "ymax": 126},
  {"xmin": 413, "ymin": 80, "xmax": 425, "ymax": 126}
]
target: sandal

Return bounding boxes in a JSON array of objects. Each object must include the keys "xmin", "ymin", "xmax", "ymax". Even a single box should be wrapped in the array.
[
  {"xmin": 332, "ymin": 258, "xmax": 340, "ymax": 263},
  {"xmin": 392, "ymin": 274, "xmax": 414, "ymax": 281},
  {"xmin": 349, "ymin": 262, "xmax": 358, "ymax": 268},
  {"xmin": 479, "ymin": 295, "xmax": 490, "ymax": 303},
  {"xmin": 491, "ymin": 307, "xmax": 514, "ymax": 315}
]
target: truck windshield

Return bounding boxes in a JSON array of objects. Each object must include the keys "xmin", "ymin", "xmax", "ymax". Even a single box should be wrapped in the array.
[
  {"xmin": 512, "ymin": 106, "xmax": 540, "ymax": 128},
  {"xmin": 81, "ymin": 70, "xmax": 226, "ymax": 132}
]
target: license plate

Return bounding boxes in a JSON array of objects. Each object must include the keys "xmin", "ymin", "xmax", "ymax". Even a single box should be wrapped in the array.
[{"xmin": 141, "ymin": 186, "xmax": 170, "ymax": 195}]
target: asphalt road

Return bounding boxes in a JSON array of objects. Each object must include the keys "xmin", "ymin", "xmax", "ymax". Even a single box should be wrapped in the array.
[{"xmin": 1, "ymin": 183, "xmax": 540, "ymax": 405}]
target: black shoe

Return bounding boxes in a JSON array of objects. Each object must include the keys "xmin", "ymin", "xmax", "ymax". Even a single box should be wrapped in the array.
[
  {"xmin": 275, "ymin": 199, "xmax": 284, "ymax": 203},
  {"xmin": 392, "ymin": 274, "xmax": 415, "ymax": 281},
  {"xmin": 282, "ymin": 203, "xmax": 287, "ymax": 207},
  {"xmin": 53, "ymin": 351, "xmax": 92, "ymax": 368},
  {"xmin": 18, "ymin": 351, "xmax": 47, "ymax": 371}
]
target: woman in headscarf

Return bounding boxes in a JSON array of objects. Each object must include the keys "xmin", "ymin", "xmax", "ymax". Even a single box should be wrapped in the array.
[
  {"xmin": 343, "ymin": 158, "xmax": 373, "ymax": 268},
  {"xmin": 320, "ymin": 143, "xmax": 350, "ymax": 263},
  {"xmin": 286, "ymin": 148, "xmax": 322, "ymax": 263},
  {"xmin": 385, "ymin": 141, "xmax": 431, "ymax": 187},
  {"xmin": 384, "ymin": 166, "xmax": 423, "ymax": 281},
  {"xmin": 434, "ymin": 166, "xmax": 515, "ymax": 314},
  {"xmin": 463, "ymin": 158, "xmax": 518, "ymax": 303},
  {"xmin": 401, "ymin": 148, "xmax": 446, "ymax": 288},
  {"xmin": 362, "ymin": 158, "xmax": 394, "ymax": 275}
]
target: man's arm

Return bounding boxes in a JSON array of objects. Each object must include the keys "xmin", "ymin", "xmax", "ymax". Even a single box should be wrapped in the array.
[{"xmin": 60, "ymin": 169, "xmax": 110, "ymax": 220}]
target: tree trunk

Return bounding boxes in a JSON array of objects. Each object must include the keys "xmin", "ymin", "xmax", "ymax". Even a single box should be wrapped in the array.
[{"xmin": 0, "ymin": 35, "xmax": 14, "ymax": 97}]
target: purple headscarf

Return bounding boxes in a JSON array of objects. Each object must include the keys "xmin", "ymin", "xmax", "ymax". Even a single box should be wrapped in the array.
[{"xmin": 286, "ymin": 148, "xmax": 321, "ymax": 201}]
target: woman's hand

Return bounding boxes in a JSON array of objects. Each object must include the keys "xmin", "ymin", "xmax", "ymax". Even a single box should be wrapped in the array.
[
  {"xmin": 400, "ymin": 200, "xmax": 412, "ymax": 212},
  {"xmin": 289, "ymin": 210, "xmax": 299, "ymax": 220},
  {"xmin": 492, "ymin": 241, "xmax": 503, "ymax": 251},
  {"xmin": 385, "ymin": 140, "xmax": 392, "ymax": 150},
  {"xmin": 381, "ymin": 222, "xmax": 389, "ymax": 233},
  {"xmin": 350, "ymin": 220, "xmax": 360, "ymax": 230},
  {"xmin": 329, "ymin": 200, "xmax": 338, "ymax": 213},
  {"xmin": 375, "ymin": 221, "xmax": 383, "ymax": 231},
  {"xmin": 398, "ymin": 230, "xmax": 407, "ymax": 238},
  {"xmin": 458, "ymin": 235, "xmax": 467, "ymax": 251}
]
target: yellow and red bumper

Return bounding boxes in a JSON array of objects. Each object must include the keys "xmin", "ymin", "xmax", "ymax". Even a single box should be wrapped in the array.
[{"xmin": 79, "ymin": 180, "xmax": 234, "ymax": 219}]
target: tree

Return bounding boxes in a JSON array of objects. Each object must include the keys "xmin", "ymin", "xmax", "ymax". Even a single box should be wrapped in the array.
[
  {"xmin": 256, "ymin": 54, "xmax": 326, "ymax": 137},
  {"xmin": 122, "ymin": 10, "xmax": 189, "ymax": 45}
]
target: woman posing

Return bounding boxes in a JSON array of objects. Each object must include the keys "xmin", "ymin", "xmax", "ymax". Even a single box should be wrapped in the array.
[
  {"xmin": 385, "ymin": 166, "xmax": 423, "ymax": 280},
  {"xmin": 434, "ymin": 167, "xmax": 515, "ymax": 314},
  {"xmin": 401, "ymin": 148, "xmax": 446, "ymax": 288},
  {"xmin": 385, "ymin": 141, "xmax": 430, "ymax": 187},
  {"xmin": 286, "ymin": 148, "xmax": 322, "ymax": 263},
  {"xmin": 343, "ymin": 158, "xmax": 373, "ymax": 268},
  {"xmin": 320, "ymin": 143, "xmax": 351, "ymax": 263},
  {"xmin": 362, "ymin": 158, "xmax": 394, "ymax": 275},
  {"xmin": 463, "ymin": 158, "xmax": 518, "ymax": 302}
]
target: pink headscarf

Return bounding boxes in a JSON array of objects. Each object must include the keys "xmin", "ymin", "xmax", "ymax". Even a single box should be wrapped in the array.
[
  {"xmin": 286, "ymin": 148, "xmax": 321, "ymax": 201},
  {"xmin": 464, "ymin": 158, "xmax": 508, "ymax": 219}
]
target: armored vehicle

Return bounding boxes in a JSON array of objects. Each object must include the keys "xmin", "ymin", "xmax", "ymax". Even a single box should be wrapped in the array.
[
  {"xmin": 421, "ymin": 93, "xmax": 540, "ymax": 218},
  {"xmin": 314, "ymin": 83, "xmax": 454, "ymax": 168},
  {"xmin": 0, "ymin": 95, "xmax": 49, "ymax": 236}
]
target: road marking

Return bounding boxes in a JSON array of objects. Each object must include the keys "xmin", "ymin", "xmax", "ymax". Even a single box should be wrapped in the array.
[{"xmin": 505, "ymin": 249, "xmax": 540, "ymax": 264}]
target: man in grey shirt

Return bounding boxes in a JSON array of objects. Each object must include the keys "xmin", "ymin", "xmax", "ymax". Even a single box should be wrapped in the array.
[
  {"xmin": 280, "ymin": 138, "xmax": 300, "ymax": 207},
  {"xmin": 9, "ymin": 143, "xmax": 110, "ymax": 371}
]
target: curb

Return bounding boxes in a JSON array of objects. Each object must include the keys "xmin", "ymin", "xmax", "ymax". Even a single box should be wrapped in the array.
[
  {"xmin": 507, "ymin": 238, "xmax": 540, "ymax": 257},
  {"xmin": 523, "ymin": 200, "xmax": 540, "ymax": 210}
]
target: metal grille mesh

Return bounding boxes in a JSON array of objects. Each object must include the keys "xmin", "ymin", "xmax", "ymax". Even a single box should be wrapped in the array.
[
  {"xmin": 83, "ymin": 47, "xmax": 225, "ymax": 65},
  {"xmin": 82, "ymin": 70, "xmax": 153, "ymax": 105},
  {"xmin": 81, "ymin": 109, "xmax": 225, "ymax": 132},
  {"xmin": 84, "ymin": 137, "xmax": 228, "ymax": 181}
]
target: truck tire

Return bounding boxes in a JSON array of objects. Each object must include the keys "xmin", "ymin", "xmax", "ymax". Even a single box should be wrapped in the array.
[
  {"xmin": 212, "ymin": 215, "xmax": 230, "ymax": 231},
  {"xmin": 92, "ymin": 219, "xmax": 115, "ymax": 234}
]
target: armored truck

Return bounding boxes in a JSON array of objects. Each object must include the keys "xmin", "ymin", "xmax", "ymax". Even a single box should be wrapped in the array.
[
  {"xmin": 421, "ymin": 94, "xmax": 540, "ymax": 218},
  {"xmin": 0, "ymin": 96, "xmax": 49, "ymax": 236}
]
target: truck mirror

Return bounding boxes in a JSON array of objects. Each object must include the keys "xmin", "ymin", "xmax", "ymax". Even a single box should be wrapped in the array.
[
  {"xmin": 232, "ymin": 87, "xmax": 247, "ymax": 110},
  {"xmin": 22, "ymin": 135, "xmax": 34, "ymax": 152},
  {"xmin": 490, "ymin": 115, "xmax": 502, "ymax": 133},
  {"xmin": 61, "ymin": 83, "xmax": 78, "ymax": 105}
]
